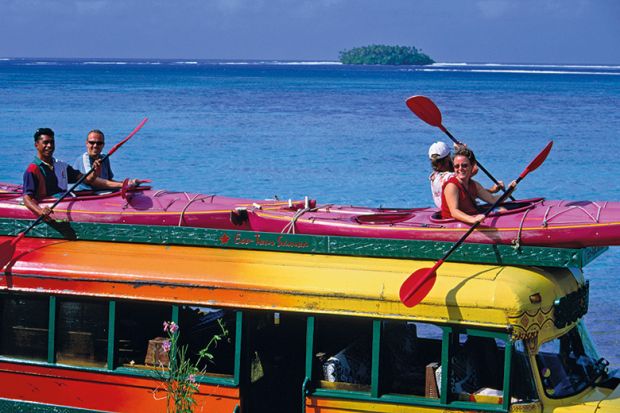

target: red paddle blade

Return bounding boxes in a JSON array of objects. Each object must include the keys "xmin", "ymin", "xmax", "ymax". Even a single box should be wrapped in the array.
[
  {"xmin": 0, "ymin": 234, "xmax": 23, "ymax": 270},
  {"xmin": 399, "ymin": 267, "xmax": 438, "ymax": 307},
  {"xmin": 521, "ymin": 141, "xmax": 553, "ymax": 178},
  {"xmin": 405, "ymin": 96, "xmax": 443, "ymax": 127},
  {"xmin": 120, "ymin": 178, "xmax": 131, "ymax": 200}
]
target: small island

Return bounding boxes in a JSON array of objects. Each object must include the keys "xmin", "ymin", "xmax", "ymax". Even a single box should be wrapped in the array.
[{"xmin": 339, "ymin": 44, "xmax": 434, "ymax": 65}]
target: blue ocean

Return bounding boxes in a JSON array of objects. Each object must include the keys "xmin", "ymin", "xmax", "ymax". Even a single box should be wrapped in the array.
[{"xmin": 1, "ymin": 58, "xmax": 619, "ymax": 365}]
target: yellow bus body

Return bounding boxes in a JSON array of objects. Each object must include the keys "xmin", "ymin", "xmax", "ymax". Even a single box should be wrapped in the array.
[{"xmin": 0, "ymin": 236, "xmax": 617, "ymax": 413}]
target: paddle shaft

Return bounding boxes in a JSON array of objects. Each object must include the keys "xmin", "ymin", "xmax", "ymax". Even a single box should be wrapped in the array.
[
  {"xmin": 401, "ymin": 178, "xmax": 520, "ymax": 304},
  {"xmin": 438, "ymin": 124, "xmax": 516, "ymax": 201},
  {"xmin": 448, "ymin": 140, "xmax": 554, "ymax": 259},
  {"xmin": 14, "ymin": 118, "xmax": 148, "ymax": 243},
  {"xmin": 433, "ymin": 179, "xmax": 520, "ymax": 262}
]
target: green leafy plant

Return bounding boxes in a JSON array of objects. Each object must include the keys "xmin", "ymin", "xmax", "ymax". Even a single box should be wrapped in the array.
[
  {"xmin": 339, "ymin": 44, "xmax": 434, "ymax": 65},
  {"xmin": 154, "ymin": 320, "xmax": 229, "ymax": 413}
]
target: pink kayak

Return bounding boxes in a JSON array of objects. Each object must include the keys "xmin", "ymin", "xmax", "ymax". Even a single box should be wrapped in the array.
[
  {"xmin": 245, "ymin": 198, "xmax": 620, "ymax": 248},
  {"xmin": 0, "ymin": 183, "xmax": 302, "ymax": 230},
  {"xmin": 2, "ymin": 182, "xmax": 620, "ymax": 248}
]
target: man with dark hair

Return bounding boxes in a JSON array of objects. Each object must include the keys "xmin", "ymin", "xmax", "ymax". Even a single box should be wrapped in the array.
[
  {"xmin": 22, "ymin": 127, "xmax": 123, "ymax": 220},
  {"xmin": 73, "ymin": 129, "xmax": 117, "ymax": 190}
]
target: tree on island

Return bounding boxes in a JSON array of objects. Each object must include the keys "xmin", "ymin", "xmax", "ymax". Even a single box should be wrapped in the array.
[{"xmin": 339, "ymin": 45, "xmax": 434, "ymax": 65}]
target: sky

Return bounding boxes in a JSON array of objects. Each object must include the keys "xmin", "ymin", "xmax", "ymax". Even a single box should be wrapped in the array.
[{"xmin": 1, "ymin": 0, "xmax": 619, "ymax": 64}]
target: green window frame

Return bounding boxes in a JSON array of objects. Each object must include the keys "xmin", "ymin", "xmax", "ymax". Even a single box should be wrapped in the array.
[
  {"xmin": 52, "ymin": 296, "xmax": 109, "ymax": 368},
  {"xmin": 0, "ymin": 293, "xmax": 242, "ymax": 387},
  {"xmin": 0, "ymin": 293, "xmax": 49, "ymax": 362},
  {"xmin": 304, "ymin": 316, "xmax": 513, "ymax": 412}
]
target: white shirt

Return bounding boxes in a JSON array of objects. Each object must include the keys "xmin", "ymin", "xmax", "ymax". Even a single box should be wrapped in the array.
[{"xmin": 429, "ymin": 171, "xmax": 454, "ymax": 208}]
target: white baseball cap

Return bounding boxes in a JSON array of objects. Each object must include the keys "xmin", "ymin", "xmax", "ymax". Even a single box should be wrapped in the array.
[{"xmin": 428, "ymin": 141, "xmax": 451, "ymax": 160}]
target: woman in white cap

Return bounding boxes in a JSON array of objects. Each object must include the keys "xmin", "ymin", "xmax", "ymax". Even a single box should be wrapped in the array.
[
  {"xmin": 428, "ymin": 141, "xmax": 454, "ymax": 208},
  {"xmin": 428, "ymin": 141, "xmax": 502, "ymax": 209}
]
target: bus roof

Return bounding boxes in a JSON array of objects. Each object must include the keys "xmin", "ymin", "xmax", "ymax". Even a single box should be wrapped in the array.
[
  {"xmin": 0, "ymin": 218, "xmax": 607, "ymax": 269},
  {"xmin": 1, "ymin": 236, "xmax": 583, "ymax": 338}
]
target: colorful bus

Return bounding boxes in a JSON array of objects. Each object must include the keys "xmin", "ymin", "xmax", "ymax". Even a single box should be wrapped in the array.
[{"xmin": 0, "ymin": 221, "xmax": 618, "ymax": 412}]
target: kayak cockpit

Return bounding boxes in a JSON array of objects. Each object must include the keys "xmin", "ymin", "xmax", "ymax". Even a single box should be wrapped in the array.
[
  {"xmin": 355, "ymin": 212, "xmax": 416, "ymax": 225},
  {"xmin": 429, "ymin": 198, "xmax": 545, "ymax": 223}
]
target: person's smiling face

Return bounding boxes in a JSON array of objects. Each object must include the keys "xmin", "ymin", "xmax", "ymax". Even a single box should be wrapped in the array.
[
  {"xmin": 35, "ymin": 135, "xmax": 55, "ymax": 162},
  {"xmin": 453, "ymin": 155, "xmax": 473, "ymax": 181},
  {"xmin": 86, "ymin": 131, "xmax": 105, "ymax": 157}
]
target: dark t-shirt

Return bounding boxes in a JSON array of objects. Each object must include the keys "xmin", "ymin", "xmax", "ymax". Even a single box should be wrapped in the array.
[{"xmin": 23, "ymin": 157, "xmax": 81, "ymax": 199}]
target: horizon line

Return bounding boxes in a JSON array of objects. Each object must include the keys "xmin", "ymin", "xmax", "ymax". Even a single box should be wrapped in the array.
[{"xmin": 2, "ymin": 57, "xmax": 620, "ymax": 67}]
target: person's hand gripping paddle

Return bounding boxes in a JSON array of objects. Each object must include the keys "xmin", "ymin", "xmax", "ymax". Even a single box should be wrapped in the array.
[
  {"xmin": 0, "ymin": 118, "xmax": 148, "ymax": 270},
  {"xmin": 399, "ymin": 141, "xmax": 553, "ymax": 308},
  {"xmin": 406, "ymin": 95, "xmax": 514, "ymax": 201}
]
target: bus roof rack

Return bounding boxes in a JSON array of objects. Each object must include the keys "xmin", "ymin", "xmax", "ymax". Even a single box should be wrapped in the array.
[{"xmin": 0, "ymin": 218, "xmax": 607, "ymax": 269}]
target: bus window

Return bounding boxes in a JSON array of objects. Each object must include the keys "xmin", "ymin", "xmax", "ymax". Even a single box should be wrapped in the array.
[
  {"xmin": 512, "ymin": 340, "xmax": 538, "ymax": 403},
  {"xmin": 116, "ymin": 301, "xmax": 171, "ymax": 369},
  {"xmin": 448, "ymin": 333, "xmax": 506, "ymax": 404},
  {"xmin": 314, "ymin": 315, "xmax": 373, "ymax": 392},
  {"xmin": 536, "ymin": 325, "xmax": 605, "ymax": 398},
  {"xmin": 382, "ymin": 321, "xmax": 442, "ymax": 396},
  {"xmin": 178, "ymin": 306, "xmax": 236, "ymax": 377},
  {"xmin": 0, "ymin": 294, "xmax": 48, "ymax": 362},
  {"xmin": 55, "ymin": 299, "xmax": 108, "ymax": 368}
]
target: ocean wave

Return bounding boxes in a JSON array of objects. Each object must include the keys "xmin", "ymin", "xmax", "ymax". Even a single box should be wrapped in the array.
[
  {"xmin": 487, "ymin": 63, "xmax": 620, "ymax": 70},
  {"xmin": 214, "ymin": 60, "xmax": 341, "ymax": 65},
  {"xmin": 82, "ymin": 61, "xmax": 163, "ymax": 65},
  {"xmin": 434, "ymin": 62, "xmax": 620, "ymax": 70},
  {"xmin": 4, "ymin": 59, "xmax": 617, "ymax": 72},
  {"xmin": 268, "ymin": 61, "xmax": 341, "ymax": 65},
  {"xmin": 82, "ymin": 61, "xmax": 129, "ymax": 65},
  {"xmin": 472, "ymin": 69, "xmax": 619, "ymax": 76},
  {"xmin": 431, "ymin": 62, "xmax": 469, "ymax": 66},
  {"xmin": 24, "ymin": 61, "xmax": 60, "ymax": 66},
  {"xmin": 410, "ymin": 67, "xmax": 620, "ymax": 76}
]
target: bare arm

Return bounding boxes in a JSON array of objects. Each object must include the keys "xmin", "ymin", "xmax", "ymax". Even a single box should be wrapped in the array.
[
  {"xmin": 475, "ymin": 181, "xmax": 500, "ymax": 204},
  {"xmin": 80, "ymin": 159, "xmax": 108, "ymax": 186},
  {"xmin": 486, "ymin": 180, "xmax": 505, "ymax": 194},
  {"xmin": 78, "ymin": 162, "xmax": 122, "ymax": 189},
  {"xmin": 90, "ymin": 177, "xmax": 123, "ymax": 190},
  {"xmin": 81, "ymin": 170, "xmax": 96, "ymax": 185},
  {"xmin": 23, "ymin": 194, "xmax": 53, "ymax": 222}
]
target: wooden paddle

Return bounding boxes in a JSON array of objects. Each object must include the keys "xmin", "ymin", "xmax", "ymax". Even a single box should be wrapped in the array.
[
  {"xmin": 406, "ymin": 95, "xmax": 515, "ymax": 201},
  {"xmin": 399, "ymin": 140, "xmax": 553, "ymax": 308},
  {"xmin": 0, "ymin": 118, "xmax": 148, "ymax": 270}
]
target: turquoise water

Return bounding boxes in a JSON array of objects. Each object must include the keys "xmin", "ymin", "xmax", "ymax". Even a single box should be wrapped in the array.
[{"xmin": 1, "ymin": 59, "xmax": 619, "ymax": 365}]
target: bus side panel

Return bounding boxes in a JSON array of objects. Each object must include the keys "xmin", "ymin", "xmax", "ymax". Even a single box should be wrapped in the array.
[
  {"xmin": 306, "ymin": 397, "xmax": 441, "ymax": 413},
  {"xmin": 0, "ymin": 362, "xmax": 239, "ymax": 413}
]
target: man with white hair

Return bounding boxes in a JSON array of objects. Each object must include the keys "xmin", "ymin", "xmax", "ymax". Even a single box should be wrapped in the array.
[
  {"xmin": 73, "ymin": 129, "xmax": 116, "ymax": 190},
  {"xmin": 428, "ymin": 141, "xmax": 454, "ymax": 208}
]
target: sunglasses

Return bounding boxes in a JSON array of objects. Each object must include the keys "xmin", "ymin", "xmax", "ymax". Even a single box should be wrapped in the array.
[
  {"xmin": 88, "ymin": 141, "xmax": 104, "ymax": 146},
  {"xmin": 453, "ymin": 163, "xmax": 471, "ymax": 169}
]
